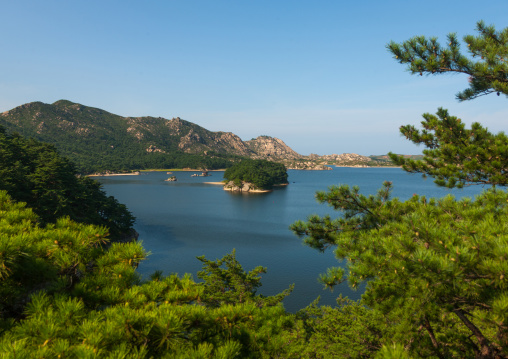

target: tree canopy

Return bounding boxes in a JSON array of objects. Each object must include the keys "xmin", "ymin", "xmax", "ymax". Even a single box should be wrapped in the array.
[
  {"xmin": 223, "ymin": 159, "xmax": 288, "ymax": 190},
  {"xmin": 388, "ymin": 21, "xmax": 508, "ymax": 189},
  {"xmin": 0, "ymin": 191, "xmax": 297, "ymax": 358},
  {"xmin": 292, "ymin": 21, "xmax": 508, "ymax": 358},
  {"xmin": 387, "ymin": 20, "xmax": 508, "ymax": 101},
  {"xmin": 0, "ymin": 126, "xmax": 135, "ymax": 237},
  {"xmin": 197, "ymin": 250, "xmax": 293, "ymax": 308},
  {"xmin": 389, "ymin": 107, "xmax": 508, "ymax": 188}
]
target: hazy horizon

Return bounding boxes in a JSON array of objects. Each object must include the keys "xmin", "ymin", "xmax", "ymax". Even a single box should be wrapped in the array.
[{"xmin": 2, "ymin": 1, "xmax": 507, "ymax": 156}]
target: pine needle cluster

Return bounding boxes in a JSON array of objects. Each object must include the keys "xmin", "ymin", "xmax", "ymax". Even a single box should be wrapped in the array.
[{"xmin": 293, "ymin": 21, "xmax": 508, "ymax": 358}]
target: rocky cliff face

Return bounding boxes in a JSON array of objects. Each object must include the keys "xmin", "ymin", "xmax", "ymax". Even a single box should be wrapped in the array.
[
  {"xmin": 245, "ymin": 136, "xmax": 302, "ymax": 160},
  {"xmin": 123, "ymin": 116, "xmax": 255, "ymax": 157}
]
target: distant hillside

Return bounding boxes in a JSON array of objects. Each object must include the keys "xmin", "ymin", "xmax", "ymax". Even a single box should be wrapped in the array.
[
  {"xmin": 0, "ymin": 100, "xmax": 418, "ymax": 173},
  {"xmin": 305, "ymin": 153, "xmax": 402, "ymax": 167},
  {"xmin": 0, "ymin": 100, "xmax": 302, "ymax": 173}
]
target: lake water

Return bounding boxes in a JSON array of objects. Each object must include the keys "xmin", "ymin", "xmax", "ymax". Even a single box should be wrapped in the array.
[{"xmin": 98, "ymin": 168, "xmax": 486, "ymax": 312}]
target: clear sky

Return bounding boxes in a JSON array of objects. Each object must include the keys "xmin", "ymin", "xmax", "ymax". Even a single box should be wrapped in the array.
[{"xmin": 1, "ymin": 1, "xmax": 507, "ymax": 156}]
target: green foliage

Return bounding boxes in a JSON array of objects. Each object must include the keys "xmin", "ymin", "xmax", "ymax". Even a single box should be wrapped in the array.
[
  {"xmin": 292, "ymin": 20, "xmax": 508, "ymax": 358},
  {"xmin": 0, "ymin": 127, "xmax": 135, "ymax": 236},
  {"xmin": 223, "ymin": 159, "xmax": 288, "ymax": 189},
  {"xmin": 389, "ymin": 108, "xmax": 508, "ymax": 188},
  {"xmin": 197, "ymin": 250, "xmax": 294, "ymax": 308},
  {"xmin": 284, "ymin": 296, "xmax": 386, "ymax": 358},
  {"xmin": 0, "ymin": 193, "xmax": 301, "ymax": 357},
  {"xmin": 292, "ymin": 185, "xmax": 508, "ymax": 357},
  {"xmin": 6, "ymin": 19, "xmax": 508, "ymax": 359},
  {"xmin": 0, "ymin": 190, "xmax": 145, "ymax": 321},
  {"xmin": 374, "ymin": 344, "xmax": 412, "ymax": 359},
  {"xmin": 387, "ymin": 20, "xmax": 508, "ymax": 101},
  {"xmin": 387, "ymin": 22, "xmax": 508, "ymax": 189},
  {"xmin": 0, "ymin": 100, "xmax": 243, "ymax": 173}
]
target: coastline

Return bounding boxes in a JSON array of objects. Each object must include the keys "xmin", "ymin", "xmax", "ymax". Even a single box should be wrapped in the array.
[
  {"xmin": 334, "ymin": 165, "xmax": 400, "ymax": 168},
  {"xmin": 204, "ymin": 181, "xmax": 272, "ymax": 192},
  {"xmin": 223, "ymin": 187, "xmax": 272, "ymax": 193},
  {"xmin": 88, "ymin": 166, "xmax": 400, "ymax": 178},
  {"xmin": 88, "ymin": 171, "xmax": 140, "ymax": 177},
  {"xmin": 140, "ymin": 168, "xmax": 226, "ymax": 172}
]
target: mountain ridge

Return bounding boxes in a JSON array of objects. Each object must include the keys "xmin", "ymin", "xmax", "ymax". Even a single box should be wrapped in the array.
[
  {"xmin": 0, "ymin": 100, "xmax": 305, "ymax": 172},
  {"xmin": 0, "ymin": 100, "xmax": 412, "ymax": 172}
]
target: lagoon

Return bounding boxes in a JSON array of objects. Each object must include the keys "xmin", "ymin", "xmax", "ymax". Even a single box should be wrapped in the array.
[{"xmin": 98, "ymin": 168, "xmax": 486, "ymax": 312}]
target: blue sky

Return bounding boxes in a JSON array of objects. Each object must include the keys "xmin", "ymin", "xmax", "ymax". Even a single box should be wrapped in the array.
[{"xmin": 1, "ymin": 1, "xmax": 507, "ymax": 156}]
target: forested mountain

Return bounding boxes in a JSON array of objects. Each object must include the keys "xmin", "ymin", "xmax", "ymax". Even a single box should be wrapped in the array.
[{"xmin": 0, "ymin": 100, "xmax": 304, "ymax": 173}]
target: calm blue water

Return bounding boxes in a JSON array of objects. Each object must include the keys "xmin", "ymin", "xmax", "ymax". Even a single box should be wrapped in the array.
[{"xmin": 97, "ymin": 168, "xmax": 486, "ymax": 312}]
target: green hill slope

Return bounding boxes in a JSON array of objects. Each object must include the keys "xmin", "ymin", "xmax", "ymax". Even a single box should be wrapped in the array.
[{"xmin": 0, "ymin": 100, "xmax": 250, "ymax": 173}]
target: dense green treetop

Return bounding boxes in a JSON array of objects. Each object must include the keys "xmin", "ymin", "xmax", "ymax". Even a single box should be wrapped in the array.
[
  {"xmin": 390, "ymin": 107, "xmax": 508, "ymax": 188},
  {"xmin": 0, "ymin": 191, "xmax": 303, "ymax": 358},
  {"xmin": 292, "ymin": 183, "xmax": 508, "ymax": 358},
  {"xmin": 0, "ymin": 126, "xmax": 134, "ymax": 237},
  {"xmin": 197, "ymin": 250, "xmax": 293, "ymax": 308},
  {"xmin": 0, "ymin": 190, "xmax": 145, "ymax": 321},
  {"xmin": 223, "ymin": 159, "xmax": 288, "ymax": 190}
]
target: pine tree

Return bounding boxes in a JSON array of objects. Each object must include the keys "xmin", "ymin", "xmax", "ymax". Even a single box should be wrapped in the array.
[
  {"xmin": 0, "ymin": 192, "xmax": 298, "ymax": 358},
  {"xmin": 197, "ymin": 250, "xmax": 293, "ymax": 308},
  {"xmin": 387, "ymin": 21, "xmax": 508, "ymax": 101},
  {"xmin": 0, "ymin": 126, "xmax": 135, "ymax": 236},
  {"xmin": 387, "ymin": 21, "xmax": 508, "ymax": 188},
  {"xmin": 292, "ymin": 21, "xmax": 508, "ymax": 358},
  {"xmin": 0, "ymin": 128, "xmax": 300, "ymax": 358}
]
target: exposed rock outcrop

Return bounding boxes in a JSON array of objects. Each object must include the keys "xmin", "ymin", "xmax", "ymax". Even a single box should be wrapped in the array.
[
  {"xmin": 146, "ymin": 145, "xmax": 165, "ymax": 153},
  {"xmin": 245, "ymin": 136, "xmax": 302, "ymax": 160},
  {"xmin": 223, "ymin": 180, "xmax": 271, "ymax": 193}
]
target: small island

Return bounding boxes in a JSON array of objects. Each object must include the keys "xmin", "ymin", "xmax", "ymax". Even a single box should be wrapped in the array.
[{"xmin": 222, "ymin": 159, "xmax": 288, "ymax": 193}]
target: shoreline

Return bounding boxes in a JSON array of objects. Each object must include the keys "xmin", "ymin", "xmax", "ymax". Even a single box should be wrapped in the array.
[
  {"xmin": 88, "ymin": 171, "xmax": 140, "ymax": 177},
  {"xmin": 140, "ymin": 168, "xmax": 226, "ymax": 172},
  {"xmin": 223, "ymin": 187, "xmax": 272, "ymax": 193},
  {"xmin": 205, "ymin": 181, "xmax": 272, "ymax": 192},
  {"xmin": 334, "ymin": 165, "xmax": 400, "ymax": 168},
  {"xmin": 87, "ymin": 167, "xmax": 400, "ymax": 177}
]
